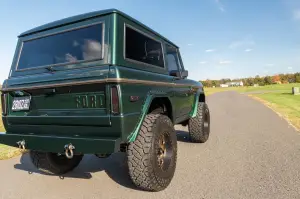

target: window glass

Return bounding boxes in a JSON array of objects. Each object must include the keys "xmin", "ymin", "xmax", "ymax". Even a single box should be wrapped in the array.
[
  {"xmin": 125, "ymin": 26, "xmax": 164, "ymax": 68},
  {"xmin": 18, "ymin": 23, "xmax": 103, "ymax": 70},
  {"xmin": 166, "ymin": 44, "xmax": 181, "ymax": 72}
]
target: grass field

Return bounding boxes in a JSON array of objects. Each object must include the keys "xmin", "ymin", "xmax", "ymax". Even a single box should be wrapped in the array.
[{"xmin": 204, "ymin": 83, "xmax": 300, "ymax": 96}]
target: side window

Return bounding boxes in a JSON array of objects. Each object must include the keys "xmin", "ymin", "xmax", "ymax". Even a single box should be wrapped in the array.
[
  {"xmin": 166, "ymin": 44, "xmax": 182, "ymax": 73},
  {"xmin": 125, "ymin": 25, "xmax": 164, "ymax": 68}
]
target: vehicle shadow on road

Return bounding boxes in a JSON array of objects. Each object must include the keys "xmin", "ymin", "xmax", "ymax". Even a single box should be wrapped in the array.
[
  {"xmin": 12, "ymin": 130, "xmax": 190, "ymax": 190},
  {"xmin": 14, "ymin": 152, "xmax": 141, "ymax": 191},
  {"xmin": 176, "ymin": 130, "xmax": 191, "ymax": 143}
]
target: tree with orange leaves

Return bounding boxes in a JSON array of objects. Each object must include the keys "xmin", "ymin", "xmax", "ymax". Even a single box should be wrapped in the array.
[{"xmin": 272, "ymin": 75, "xmax": 281, "ymax": 84}]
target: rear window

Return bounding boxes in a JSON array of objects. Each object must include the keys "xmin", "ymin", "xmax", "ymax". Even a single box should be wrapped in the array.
[
  {"xmin": 125, "ymin": 25, "xmax": 164, "ymax": 68},
  {"xmin": 17, "ymin": 23, "xmax": 104, "ymax": 70}
]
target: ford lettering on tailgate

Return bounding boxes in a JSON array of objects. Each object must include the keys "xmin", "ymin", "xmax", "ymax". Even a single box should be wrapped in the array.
[{"xmin": 75, "ymin": 94, "xmax": 105, "ymax": 109}]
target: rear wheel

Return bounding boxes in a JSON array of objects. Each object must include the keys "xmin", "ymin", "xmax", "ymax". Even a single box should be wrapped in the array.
[
  {"xmin": 188, "ymin": 102, "xmax": 210, "ymax": 143},
  {"xmin": 29, "ymin": 151, "xmax": 83, "ymax": 175},
  {"xmin": 127, "ymin": 114, "xmax": 177, "ymax": 192}
]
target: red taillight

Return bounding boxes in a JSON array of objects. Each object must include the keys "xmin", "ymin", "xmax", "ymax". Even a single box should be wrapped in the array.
[
  {"xmin": 1, "ymin": 93, "xmax": 7, "ymax": 116},
  {"xmin": 111, "ymin": 86, "xmax": 119, "ymax": 114}
]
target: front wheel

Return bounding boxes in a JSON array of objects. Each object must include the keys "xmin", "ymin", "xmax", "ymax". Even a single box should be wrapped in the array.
[
  {"xmin": 30, "ymin": 151, "xmax": 83, "ymax": 175},
  {"xmin": 127, "ymin": 114, "xmax": 177, "ymax": 192},
  {"xmin": 188, "ymin": 102, "xmax": 210, "ymax": 143}
]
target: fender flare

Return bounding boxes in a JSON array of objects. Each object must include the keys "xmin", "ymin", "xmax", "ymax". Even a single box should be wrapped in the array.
[
  {"xmin": 127, "ymin": 91, "xmax": 172, "ymax": 142},
  {"xmin": 189, "ymin": 89, "xmax": 205, "ymax": 118}
]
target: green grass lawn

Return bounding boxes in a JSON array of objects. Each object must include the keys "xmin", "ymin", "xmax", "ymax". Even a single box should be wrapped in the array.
[
  {"xmin": 204, "ymin": 83, "xmax": 300, "ymax": 96},
  {"xmin": 236, "ymin": 83, "xmax": 300, "ymax": 93}
]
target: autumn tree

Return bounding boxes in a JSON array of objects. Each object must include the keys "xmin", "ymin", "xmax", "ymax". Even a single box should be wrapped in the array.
[{"xmin": 272, "ymin": 75, "xmax": 281, "ymax": 84}]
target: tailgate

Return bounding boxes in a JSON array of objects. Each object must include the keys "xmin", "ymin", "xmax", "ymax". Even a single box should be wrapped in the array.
[{"xmin": 3, "ymin": 66, "xmax": 111, "ymax": 127}]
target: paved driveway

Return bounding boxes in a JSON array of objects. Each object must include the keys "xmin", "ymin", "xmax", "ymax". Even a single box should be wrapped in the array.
[{"xmin": 0, "ymin": 91, "xmax": 299, "ymax": 199}]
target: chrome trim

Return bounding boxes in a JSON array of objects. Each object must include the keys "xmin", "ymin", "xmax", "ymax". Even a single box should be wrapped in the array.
[
  {"xmin": 123, "ymin": 23, "xmax": 166, "ymax": 70},
  {"xmin": 15, "ymin": 21, "xmax": 105, "ymax": 72},
  {"xmin": 0, "ymin": 78, "xmax": 201, "ymax": 92}
]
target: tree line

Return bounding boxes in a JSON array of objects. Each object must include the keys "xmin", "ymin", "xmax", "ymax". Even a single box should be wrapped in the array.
[{"xmin": 200, "ymin": 72, "xmax": 300, "ymax": 87}]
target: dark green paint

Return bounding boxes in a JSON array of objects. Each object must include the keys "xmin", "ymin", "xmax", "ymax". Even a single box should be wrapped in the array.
[
  {"xmin": 1, "ymin": 9, "xmax": 204, "ymax": 154},
  {"xmin": 0, "ymin": 132, "xmax": 120, "ymax": 154}
]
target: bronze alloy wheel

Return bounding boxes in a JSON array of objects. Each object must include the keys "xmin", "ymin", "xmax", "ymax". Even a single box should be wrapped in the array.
[{"xmin": 157, "ymin": 132, "xmax": 173, "ymax": 171}]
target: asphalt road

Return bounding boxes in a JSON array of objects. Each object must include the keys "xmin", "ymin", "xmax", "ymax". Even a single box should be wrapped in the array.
[{"xmin": 1, "ymin": 91, "xmax": 300, "ymax": 199}]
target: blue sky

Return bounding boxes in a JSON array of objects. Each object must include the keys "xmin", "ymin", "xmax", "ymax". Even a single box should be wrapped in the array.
[{"xmin": 0, "ymin": 0, "xmax": 299, "ymax": 82}]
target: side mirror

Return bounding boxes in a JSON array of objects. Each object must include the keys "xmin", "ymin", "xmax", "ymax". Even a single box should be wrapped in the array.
[{"xmin": 181, "ymin": 70, "xmax": 188, "ymax": 78}]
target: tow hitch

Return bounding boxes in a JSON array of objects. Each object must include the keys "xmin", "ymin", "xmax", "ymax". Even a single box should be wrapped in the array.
[
  {"xmin": 16, "ymin": 140, "xmax": 26, "ymax": 151},
  {"xmin": 64, "ymin": 144, "xmax": 75, "ymax": 159}
]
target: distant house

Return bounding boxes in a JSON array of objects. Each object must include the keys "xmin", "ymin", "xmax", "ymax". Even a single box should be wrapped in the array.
[
  {"xmin": 220, "ymin": 84, "xmax": 229, "ymax": 88},
  {"xmin": 225, "ymin": 81, "xmax": 244, "ymax": 87}
]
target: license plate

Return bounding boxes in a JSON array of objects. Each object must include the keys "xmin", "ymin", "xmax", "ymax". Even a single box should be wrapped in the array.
[{"xmin": 12, "ymin": 97, "xmax": 31, "ymax": 111}]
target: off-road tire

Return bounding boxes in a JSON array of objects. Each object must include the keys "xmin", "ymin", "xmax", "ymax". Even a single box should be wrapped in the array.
[
  {"xmin": 127, "ymin": 114, "xmax": 177, "ymax": 192},
  {"xmin": 29, "ymin": 151, "xmax": 83, "ymax": 175},
  {"xmin": 188, "ymin": 102, "xmax": 210, "ymax": 143}
]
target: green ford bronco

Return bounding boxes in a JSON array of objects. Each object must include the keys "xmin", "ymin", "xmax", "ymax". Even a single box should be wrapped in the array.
[{"xmin": 0, "ymin": 9, "xmax": 210, "ymax": 192}]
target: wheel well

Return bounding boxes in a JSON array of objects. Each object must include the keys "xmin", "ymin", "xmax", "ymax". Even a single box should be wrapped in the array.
[
  {"xmin": 148, "ymin": 97, "xmax": 173, "ymax": 122},
  {"xmin": 199, "ymin": 93, "xmax": 205, "ymax": 102},
  {"xmin": 180, "ymin": 93, "xmax": 205, "ymax": 127}
]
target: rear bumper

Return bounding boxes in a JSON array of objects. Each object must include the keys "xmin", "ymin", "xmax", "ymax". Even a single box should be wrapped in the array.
[{"xmin": 0, "ymin": 132, "xmax": 121, "ymax": 154}]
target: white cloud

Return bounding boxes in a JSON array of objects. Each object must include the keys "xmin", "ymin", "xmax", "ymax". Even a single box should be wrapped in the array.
[
  {"xmin": 266, "ymin": 64, "xmax": 274, "ymax": 66},
  {"xmin": 245, "ymin": 48, "xmax": 253, "ymax": 52},
  {"xmin": 205, "ymin": 49, "xmax": 215, "ymax": 52},
  {"xmin": 288, "ymin": 66, "xmax": 293, "ymax": 70},
  {"xmin": 229, "ymin": 36, "xmax": 255, "ymax": 50},
  {"xmin": 187, "ymin": 43, "xmax": 194, "ymax": 46},
  {"xmin": 293, "ymin": 9, "xmax": 300, "ymax": 20},
  {"xmin": 219, "ymin": 60, "xmax": 231, "ymax": 64},
  {"xmin": 215, "ymin": 0, "xmax": 225, "ymax": 12},
  {"xmin": 199, "ymin": 61, "xmax": 207, "ymax": 64}
]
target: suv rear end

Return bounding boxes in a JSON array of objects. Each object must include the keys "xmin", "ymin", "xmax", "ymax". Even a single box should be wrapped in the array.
[{"xmin": 0, "ymin": 10, "xmax": 122, "ymax": 154}]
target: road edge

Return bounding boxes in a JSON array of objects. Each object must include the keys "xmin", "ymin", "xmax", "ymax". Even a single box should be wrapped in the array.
[{"xmin": 247, "ymin": 94, "xmax": 299, "ymax": 132}]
